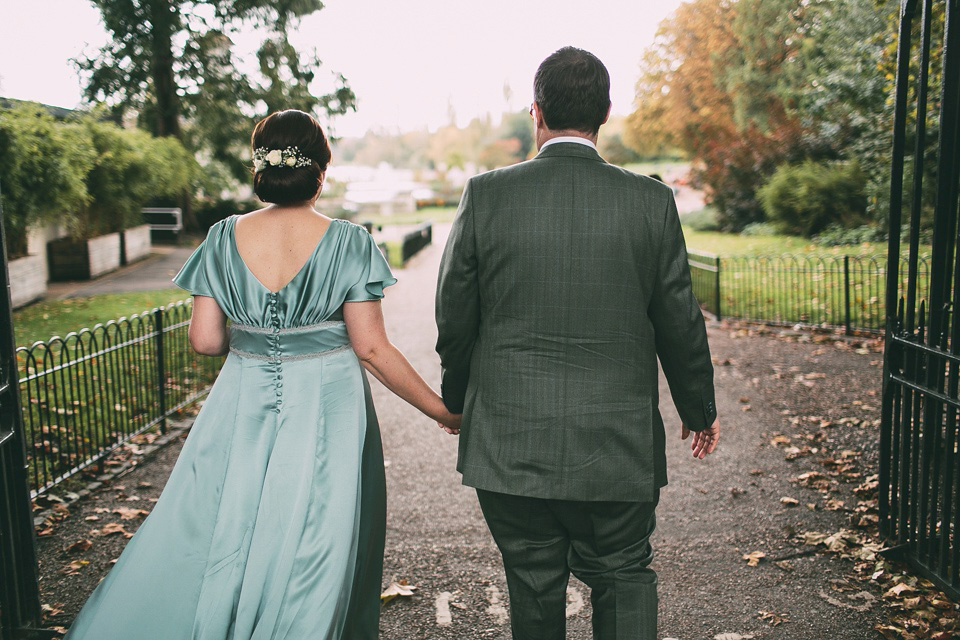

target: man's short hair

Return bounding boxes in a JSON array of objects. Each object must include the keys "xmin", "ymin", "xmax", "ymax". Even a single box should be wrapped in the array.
[{"xmin": 534, "ymin": 47, "xmax": 611, "ymax": 135}]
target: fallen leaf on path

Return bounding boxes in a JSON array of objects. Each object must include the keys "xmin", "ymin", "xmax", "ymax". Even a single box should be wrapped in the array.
[
  {"xmin": 743, "ymin": 551, "xmax": 766, "ymax": 567},
  {"xmin": 714, "ymin": 634, "xmax": 755, "ymax": 640},
  {"xmin": 113, "ymin": 507, "xmax": 149, "ymax": 520},
  {"xmin": 884, "ymin": 583, "xmax": 918, "ymax": 598},
  {"xmin": 97, "ymin": 523, "xmax": 133, "ymax": 538},
  {"xmin": 380, "ymin": 580, "xmax": 417, "ymax": 604},
  {"xmin": 66, "ymin": 539, "xmax": 92, "ymax": 553},
  {"xmin": 758, "ymin": 610, "xmax": 788, "ymax": 626},
  {"xmin": 780, "ymin": 497, "xmax": 799, "ymax": 507}
]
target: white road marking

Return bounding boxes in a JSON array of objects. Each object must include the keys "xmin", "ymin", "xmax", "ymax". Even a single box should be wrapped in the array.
[
  {"xmin": 565, "ymin": 585, "xmax": 585, "ymax": 617},
  {"xmin": 485, "ymin": 585, "xmax": 509, "ymax": 625},
  {"xmin": 435, "ymin": 591, "xmax": 453, "ymax": 626}
]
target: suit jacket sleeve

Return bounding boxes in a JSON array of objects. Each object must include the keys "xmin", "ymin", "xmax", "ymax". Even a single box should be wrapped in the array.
[
  {"xmin": 435, "ymin": 179, "xmax": 480, "ymax": 413},
  {"xmin": 648, "ymin": 194, "xmax": 717, "ymax": 431}
]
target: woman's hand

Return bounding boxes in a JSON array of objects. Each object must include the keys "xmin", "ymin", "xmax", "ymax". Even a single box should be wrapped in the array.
[{"xmin": 437, "ymin": 412, "xmax": 462, "ymax": 435}]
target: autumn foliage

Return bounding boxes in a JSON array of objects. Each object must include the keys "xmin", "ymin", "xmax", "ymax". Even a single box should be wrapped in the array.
[{"xmin": 628, "ymin": 0, "xmax": 899, "ymax": 233}]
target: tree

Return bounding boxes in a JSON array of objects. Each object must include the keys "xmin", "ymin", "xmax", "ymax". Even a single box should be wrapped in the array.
[
  {"xmin": 626, "ymin": 0, "xmax": 810, "ymax": 231},
  {"xmin": 500, "ymin": 110, "xmax": 534, "ymax": 161},
  {"xmin": 76, "ymin": 0, "xmax": 357, "ymax": 225},
  {"xmin": 782, "ymin": 0, "xmax": 898, "ymax": 222}
]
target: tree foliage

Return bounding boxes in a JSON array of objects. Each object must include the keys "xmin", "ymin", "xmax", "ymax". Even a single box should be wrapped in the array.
[
  {"xmin": 0, "ymin": 106, "xmax": 95, "ymax": 255},
  {"xmin": 76, "ymin": 0, "xmax": 356, "ymax": 183},
  {"xmin": 78, "ymin": 116, "xmax": 196, "ymax": 237},
  {"xmin": 0, "ymin": 106, "xmax": 195, "ymax": 253},
  {"xmin": 628, "ymin": 0, "xmax": 902, "ymax": 234}
]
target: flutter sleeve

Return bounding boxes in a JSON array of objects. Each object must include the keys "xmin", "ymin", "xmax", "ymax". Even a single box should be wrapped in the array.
[
  {"xmin": 172, "ymin": 238, "xmax": 215, "ymax": 298},
  {"xmin": 344, "ymin": 230, "xmax": 398, "ymax": 302}
]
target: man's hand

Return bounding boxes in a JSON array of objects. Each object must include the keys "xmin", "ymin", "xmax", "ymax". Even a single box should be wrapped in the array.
[{"xmin": 681, "ymin": 419, "xmax": 719, "ymax": 459}]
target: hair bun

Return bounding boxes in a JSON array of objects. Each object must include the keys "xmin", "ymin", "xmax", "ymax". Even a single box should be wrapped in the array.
[{"xmin": 251, "ymin": 110, "xmax": 332, "ymax": 206}]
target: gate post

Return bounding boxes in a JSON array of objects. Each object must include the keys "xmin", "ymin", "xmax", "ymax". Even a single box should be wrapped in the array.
[{"xmin": 0, "ymin": 184, "xmax": 56, "ymax": 639}]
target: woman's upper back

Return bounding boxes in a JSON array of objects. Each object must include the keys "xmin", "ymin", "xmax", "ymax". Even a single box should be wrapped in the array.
[
  {"xmin": 172, "ymin": 214, "xmax": 396, "ymax": 328},
  {"xmin": 233, "ymin": 210, "xmax": 334, "ymax": 294}
]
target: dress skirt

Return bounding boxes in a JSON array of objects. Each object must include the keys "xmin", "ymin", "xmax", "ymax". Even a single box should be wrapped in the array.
[{"xmin": 64, "ymin": 349, "xmax": 386, "ymax": 640}]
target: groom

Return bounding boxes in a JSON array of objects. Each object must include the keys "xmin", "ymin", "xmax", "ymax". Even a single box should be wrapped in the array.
[{"xmin": 435, "ymin": 46, "xmax": 719, "ymax": 639}]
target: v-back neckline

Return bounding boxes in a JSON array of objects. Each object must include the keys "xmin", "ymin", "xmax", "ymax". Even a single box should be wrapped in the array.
[{"xmin": 230, "ymin": 215, "xmax": 340, "ymax": 295}]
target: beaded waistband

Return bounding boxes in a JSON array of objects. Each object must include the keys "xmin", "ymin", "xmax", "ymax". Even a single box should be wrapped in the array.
[{"xmin": 228, "ymin": 320, "xmax": 351, "ymax": 361}]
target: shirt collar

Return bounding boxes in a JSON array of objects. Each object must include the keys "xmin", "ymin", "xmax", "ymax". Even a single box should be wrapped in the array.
[{"xmin": 540, "ymin": 136, "xmax": 597, "ymax": 151}]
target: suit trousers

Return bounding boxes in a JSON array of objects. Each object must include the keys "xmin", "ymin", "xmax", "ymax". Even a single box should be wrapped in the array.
[{"xmin": 476, "ymin": 488, "xmax": 660, "ymax": 640}]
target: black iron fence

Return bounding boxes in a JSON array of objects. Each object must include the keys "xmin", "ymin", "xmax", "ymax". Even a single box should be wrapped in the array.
[
  {"xmin": 688, "ymin": 250, "xmax": 930, "ymax": 334},
  {"xmin": 17, "ymin": 301, "xmax": 222, "ymax": 497},
  {"xmin": 401, "ymin": 222, "xmax": 432, "ymax": 263}
]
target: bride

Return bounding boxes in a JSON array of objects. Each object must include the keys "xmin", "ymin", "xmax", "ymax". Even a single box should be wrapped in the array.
[{"xmin": 64, "ymin": 109, "xmax": 461, "ymax": 639}]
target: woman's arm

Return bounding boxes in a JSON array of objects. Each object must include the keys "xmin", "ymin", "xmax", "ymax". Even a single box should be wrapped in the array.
[
  {"xmin": 344, "ymin": 299, "xmax": 460, "ymax": 433},
  {"xmin": 188, "ymin": 295, "xmax": 229, "ymax": 357}
]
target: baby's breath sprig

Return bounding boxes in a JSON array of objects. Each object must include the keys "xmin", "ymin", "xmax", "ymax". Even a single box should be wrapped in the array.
[{"xmin": 252, "ymin": 146, "xmax": 313, "ymax": 172}]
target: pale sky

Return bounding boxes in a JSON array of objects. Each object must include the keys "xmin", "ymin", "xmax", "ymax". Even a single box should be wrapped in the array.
[{"xmin": 0, "ymin": 0, "xmax": 685, "ymax": 137}]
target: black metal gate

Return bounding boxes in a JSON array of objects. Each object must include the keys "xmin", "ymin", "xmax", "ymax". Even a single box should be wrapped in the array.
[
  {"xmin": 0, "ymin": 189, "xmax": 49, "ymax": 638},
  {"xmin": 881, "ymin": 0, "xmax": 960, "ymax": 598}
]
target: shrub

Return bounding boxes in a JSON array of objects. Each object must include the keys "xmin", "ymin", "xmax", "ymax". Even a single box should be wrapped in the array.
[
  {"xmin": 0, "ymin": 105, "xmax": 196, "ymax": 250},
  {"xmin": 759, "ymin": 160, "xmax": 868, "ymax": 237},
  {"xmin": 0, "ymin": 105, "xmax": 95, "ymax": 255},
  {"xmin": 740, "ymin": 222, "xmax": 780, "ymax": 236},
  {"xmin": 682, "ymin": 207, "xmax": 721, "ymax": 232},
  {"xmin": 78, "ymin": 116, "xmax": 196, "ymax": 237},
  {"xmin": 813, "ymin": 224, "xmax": 887, "ymax": 246}
]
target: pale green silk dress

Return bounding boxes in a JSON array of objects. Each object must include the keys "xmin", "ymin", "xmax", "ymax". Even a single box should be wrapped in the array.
[{"xmin": 64, "ymin": 215, "xmax": 397, "ymax": 640}]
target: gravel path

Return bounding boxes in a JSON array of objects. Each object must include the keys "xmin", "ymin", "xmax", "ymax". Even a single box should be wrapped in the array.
[{"xmin": 37, "ymin": 224, "xmax": 888, "ymax": 639}]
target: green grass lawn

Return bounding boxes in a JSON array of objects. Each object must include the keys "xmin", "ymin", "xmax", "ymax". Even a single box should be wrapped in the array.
[
  {"xmin": 15, "ymin": 291, "xmax": 218, "ymax": 495},
  {"xmin": 682, "ymin": 227, "xmax": 890, "ymax": 257},
  {"xmin": 14, "ymin": 289, "xmax": 191, "ymax": 348}
]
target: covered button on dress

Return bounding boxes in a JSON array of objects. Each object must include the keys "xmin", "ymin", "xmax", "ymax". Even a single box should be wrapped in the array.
[{"xmin": 64, "ymin": 215, "xmax": 397, "ymax": 640}]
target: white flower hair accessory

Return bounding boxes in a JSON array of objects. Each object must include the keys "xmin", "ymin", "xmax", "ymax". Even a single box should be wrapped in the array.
[{"xmin": 252, "ymin": 146, "xmax": 313, "ymax": 172}]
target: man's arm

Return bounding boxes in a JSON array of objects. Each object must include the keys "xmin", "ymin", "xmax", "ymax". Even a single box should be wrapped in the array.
[
  {"xmin": 435, "ymin": 179, "xmax": 480, "ymax": 413},
  {"xmin": 649, "ymin": 193, "xmax": 717, "ymax": 432}
]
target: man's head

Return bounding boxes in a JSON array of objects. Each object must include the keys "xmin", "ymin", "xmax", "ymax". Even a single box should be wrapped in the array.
[{"xmin": 533, "ymin": 47, "xmax": 611, "ymax": 137}]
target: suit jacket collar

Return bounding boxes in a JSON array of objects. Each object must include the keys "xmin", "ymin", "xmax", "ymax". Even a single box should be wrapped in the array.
[{"xmin": 534, "ymin": 141, "xmax": 606, "ymax": 163}]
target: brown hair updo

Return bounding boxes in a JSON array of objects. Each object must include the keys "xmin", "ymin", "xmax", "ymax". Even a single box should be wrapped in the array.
[{"xmin": 251, "ymin": 110, "xmax": 332, "ymax": 206}]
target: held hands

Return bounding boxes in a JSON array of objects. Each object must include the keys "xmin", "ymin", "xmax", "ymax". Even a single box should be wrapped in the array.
[
  {"xmin": 681, "ymin": 419, "xmax": 719, "ymax": 459},
  {"xmin": 437, "ymin": 412, "xmax": 462, "ymax": 435}
]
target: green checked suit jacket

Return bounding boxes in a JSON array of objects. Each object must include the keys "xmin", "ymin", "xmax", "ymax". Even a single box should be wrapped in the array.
[{"xmin": 435, "ymin": 141, "xmax": 716, "ymax": 502}]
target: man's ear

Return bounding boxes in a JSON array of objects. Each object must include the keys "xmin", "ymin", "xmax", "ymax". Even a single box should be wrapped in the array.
[{"xmin": 602, "ymin": 103, "xmax": 612, "ymax": 125}]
